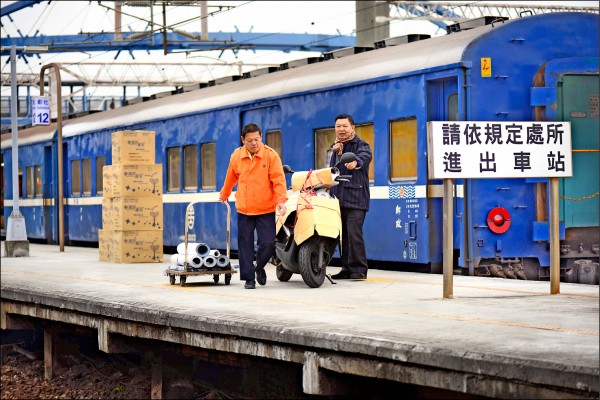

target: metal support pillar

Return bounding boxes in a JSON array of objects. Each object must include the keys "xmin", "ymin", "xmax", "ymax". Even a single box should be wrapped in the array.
[
  {"xmin": 5, "ymin": 45, "xmax": 29, "ymax": 257},
  {"xmin": 443, "ymin": 178, "xmax": 453, "ymax": 299},
  {"xmin": 549, "ymin": 177, "xmax": 560, "ymax": 294}
]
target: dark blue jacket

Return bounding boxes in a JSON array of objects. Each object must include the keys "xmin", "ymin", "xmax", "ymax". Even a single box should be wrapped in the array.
[{"xmin": 329, "ymin": 135, "xmax": 372, "ymax": 211}]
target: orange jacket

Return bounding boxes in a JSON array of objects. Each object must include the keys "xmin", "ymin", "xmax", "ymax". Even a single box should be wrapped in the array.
[{"xmin": 219, "ymin": 144, "xmax": 288, "ymax": 215}]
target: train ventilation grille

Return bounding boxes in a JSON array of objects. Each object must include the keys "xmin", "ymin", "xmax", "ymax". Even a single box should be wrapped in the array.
[
  {"xmin": 374, "ymin": 34, "xmax": 431, "ymax": 49},
  {"xmin": 323, "ymin": 46, "xmax": 374, "ymax": 60},
  {"xmin": 447, "ymin": 16, "xmax": 508, "ymax": 33}
]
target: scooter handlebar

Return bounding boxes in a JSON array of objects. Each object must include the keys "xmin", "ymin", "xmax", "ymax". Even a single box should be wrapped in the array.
[{"xmin": 336, "ymin": 175, "xmax": 352, "ymax": 182}]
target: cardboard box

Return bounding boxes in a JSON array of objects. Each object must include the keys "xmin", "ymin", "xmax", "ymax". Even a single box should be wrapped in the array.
[
  {"xmin": 109, "ymin": 230, "xmax": 163, "ymax": 263},
  {"xmin": 98, "ymin": 228, "xmax": 110, "ymax": 261},
  {"xmin": 102, "ymin": 165, "xmax": 113, "ymax": 197},
  {"xmin": 103, "ymin": 164, "xmax": 162, "ymax": 198},
  {"xmin": 112, "ymin": 130, "xmax": 155, "ymax": 165},
  {"xmin": 101, "ymin": 198, "xmax": 112, "ymax": 230},
  {"xmin": 111, "ymin": 196, "xmax": 163, "ymax": 231}
]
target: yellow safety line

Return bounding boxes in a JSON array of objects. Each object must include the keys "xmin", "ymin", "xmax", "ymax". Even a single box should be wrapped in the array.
[{"xmin": 3, "ymin": 269, "xmax": 598, "ymax": 337}]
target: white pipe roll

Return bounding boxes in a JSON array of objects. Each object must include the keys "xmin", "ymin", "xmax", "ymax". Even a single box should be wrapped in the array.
[
  {"xmin": 216, "ymin": 255, "xmax": 229, "ymax": 268},
  {"xmin": 170, "ymin": 253, "xmax": 202, "ymax": 268},
  {"xmin": 208, "ymin": 249, "xmax": 220, "ymax": 257},
  {"xmin": 176, "ymin": 242, "xmax": 211, "ymax": 257},
  {"xmin": 202, "ymin": 255, "xmax": 218, "ymax": 268}
]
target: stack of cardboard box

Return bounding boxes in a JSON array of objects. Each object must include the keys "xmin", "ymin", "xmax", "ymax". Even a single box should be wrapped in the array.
[{"xmin": 99, "ymin": 130, "xmax": 163, "ymax": 263}]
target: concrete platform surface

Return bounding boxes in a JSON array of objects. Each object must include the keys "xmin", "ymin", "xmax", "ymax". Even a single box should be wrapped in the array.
[{"xmin": 1, "ymin": 243, "xmax": 599, "ymax": 398}]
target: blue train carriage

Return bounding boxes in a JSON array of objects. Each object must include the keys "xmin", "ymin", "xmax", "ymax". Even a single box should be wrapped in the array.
[
  {"xmin": 446, "ymin": 12, "xmax": 599, "ymax": 283},
  {"xmin": 2, "ymin": 12, "xmax": 598, "ymax": 284},
  {"xmin": 1, "ymin": 125, "xmax": 57, "ymax": 242}
]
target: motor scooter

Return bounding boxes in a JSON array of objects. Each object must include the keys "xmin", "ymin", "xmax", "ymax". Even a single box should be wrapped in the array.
[{"xmin": 272, "ymin": 152, "xmax": 356, "ymax": 288}]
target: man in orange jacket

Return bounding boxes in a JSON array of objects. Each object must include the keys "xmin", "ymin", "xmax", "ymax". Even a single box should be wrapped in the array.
[{"xmin": 219, "ymin": 123, "xmax": 288, "ymax": 289}]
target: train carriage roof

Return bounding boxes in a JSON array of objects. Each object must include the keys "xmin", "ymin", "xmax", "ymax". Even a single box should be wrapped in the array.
[{"xmin": 2, "ymin": 12, "xmax": 597, "ymax": 149}]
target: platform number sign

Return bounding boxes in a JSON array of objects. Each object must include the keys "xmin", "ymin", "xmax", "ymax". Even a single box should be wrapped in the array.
[{"xmin": 32, "ymin": 96, "xmax": 51, "ymax": 126}]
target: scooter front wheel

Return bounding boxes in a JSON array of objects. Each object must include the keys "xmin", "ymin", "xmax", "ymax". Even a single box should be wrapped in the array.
[{"xmin": 298, "ymin": 237, "xmax": 328, "ymax": 288}]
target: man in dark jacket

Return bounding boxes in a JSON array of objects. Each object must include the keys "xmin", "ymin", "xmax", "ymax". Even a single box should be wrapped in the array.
[{"xmin": 329, "ymin": 114, "xmax": 372, "ymax": 280}]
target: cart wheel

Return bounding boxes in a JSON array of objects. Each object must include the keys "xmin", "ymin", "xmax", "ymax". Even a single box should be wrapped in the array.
[
  {"xmin": 180, "ymin": 275, "xmax": 187, "ymax": 287},
  {"xmin": 225, "ymin": 273, "xmax": 232, "ymax": 285},
  {"xmin": 213, "ymin": 274, "xmax": 220, "ymax": 284},
  {"xmin": 169, "ymin": 274, "xmax": 176, "ymax": 285}
]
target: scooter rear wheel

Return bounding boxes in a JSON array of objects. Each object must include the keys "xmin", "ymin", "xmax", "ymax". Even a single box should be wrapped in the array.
[
  {"xmin": 276, "ymin": 265, "xmax": 293, "ymax": 282},
  {"xmin": 298, "ymin": 237, "xmax": 327, "ymax": 288}
]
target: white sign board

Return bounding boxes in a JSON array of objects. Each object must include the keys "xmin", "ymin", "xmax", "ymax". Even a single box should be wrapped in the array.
[
  {"xmin": 427, "ymin": 121, "xmax": 572, "ymax": 179},
  {"xmin": 32, "ymin": 96, "xmax": 51, "ymax": 126}
]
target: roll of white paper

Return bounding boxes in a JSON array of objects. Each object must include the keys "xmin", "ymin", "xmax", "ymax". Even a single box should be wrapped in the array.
[
  {"xmin": 170, "ymin": 253, "xmax": 201, "ymax": 267},
  {"xmin": 216, "ymin": 255, "xmax": 229, "ymax": 267},
  {"xmin": 208, "ymin": 249, "xmax": 220, "ymax": 257},
  {"xmin": 202, "ymin": 255, "xmax": 218, "ymax": 268},
  {"xmin": 176, "ymin": 242, "xmax": 211, "ymax": 257}
]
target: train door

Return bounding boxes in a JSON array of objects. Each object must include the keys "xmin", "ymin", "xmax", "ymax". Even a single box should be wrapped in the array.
[
  {"xmin": 43, "ymin": 145, "xmax": 54, "ymax": 243},
  {"xmin": 61, "ymin": 142, "xmax": 69, "ymax": 243},
  {"xmin": 557, "ymin": 74, "xmax": 599, "ymax": 259},
  {"xmin": 426, "ymin": 76, "xmax": 461, "ymax": 272}
]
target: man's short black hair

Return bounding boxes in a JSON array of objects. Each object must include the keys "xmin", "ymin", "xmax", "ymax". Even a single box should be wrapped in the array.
[
  {"xmin": 335, "ymin": 114, "xmax": 355, "ymax": 126},
  {"xmin": 242, "ymin": 123, "xmax": 261, "ymax": 137}
]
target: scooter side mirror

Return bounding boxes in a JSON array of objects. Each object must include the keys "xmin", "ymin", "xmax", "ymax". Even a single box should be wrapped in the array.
[
  {"xmin": 283, "ymin": 165, "xmax": 294, "ymax": 174},
  {"xmin": 335, "ymin": 152, "xmax": 356, "ymax": 167}
]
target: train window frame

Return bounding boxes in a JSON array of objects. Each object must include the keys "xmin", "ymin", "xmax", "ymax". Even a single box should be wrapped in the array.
[
  {"xmin": 183, "ymin": 144, "xmax": 198, "ymax": 191},
  {"xmin": 200, "ymin": 142, "xmax": 216, "ymax": 190},
  {"xmin": 82, "ymin": 158, "xmax": 92, "ymax": 196},
  {"xmin": 389, "ymin": 117, "xmax": 418, "ymax": 182},
  {"xmin": 25, "ymin": 166, "xmax": 34, "ymax": 198},
  {"xmin": 71, "ymin": 159, "xmax": 81, "ymax": 196},
  {"xmin": 34, "ymin": 165, "xmax": 42, "ymax": 198},
  {"xmin": 314, "ymin": 123, "xmax": 375, "ymax": 184},
  {"xmin": 265, "ymin": 130, "xmax": 282, "ymax": 156},
  {"xmin": 95, "ymin": 156, "xmax": 105, "ymax": 195},
  {"xmin": 167, "ymin": 147, "xmax": 181, "ymax": 192}
]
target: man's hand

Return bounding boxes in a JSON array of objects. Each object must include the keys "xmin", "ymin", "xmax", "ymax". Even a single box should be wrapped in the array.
[
  {"xmin": 219, "ymin": 197, "xmax": 228, "ymax": 204},
  {"xmin": 276, "ymin": 202, "xmax": 287, "ymax": 216},
  {"xmin": 345, "ymin": 160, "xmax": 358, "ymax": 170}
]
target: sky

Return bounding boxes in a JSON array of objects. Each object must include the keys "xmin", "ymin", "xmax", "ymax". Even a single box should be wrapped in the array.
[{"xmin": 1, "ymin": 1, "xmax": 598, "ymax": 99}]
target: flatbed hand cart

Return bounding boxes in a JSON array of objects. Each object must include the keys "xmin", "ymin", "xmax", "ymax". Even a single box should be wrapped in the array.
[{"xmin": 165, "ymin": 201, "xmax": 237, "ymax": 286}]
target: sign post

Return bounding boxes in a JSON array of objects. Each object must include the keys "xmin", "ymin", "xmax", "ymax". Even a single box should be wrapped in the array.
[{"xmin": 427, "ymin": 121, "xmax": 572, "ymax": 297}]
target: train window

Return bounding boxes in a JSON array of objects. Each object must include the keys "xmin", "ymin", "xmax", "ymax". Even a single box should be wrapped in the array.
[
  {"xmin": 355, "ymin": 124, "xmax": 375, "ymax": 184},
  {"xmin": 183, "ymin": 145, "xmax": 198, "ymax": 191},
  {"xmin": 82, "ymin": 158, "xmax": 92, "ymax": 195},
  {"xmin": 201, "ymin": 142, "xmax": 216, "ymax": 190},
  {"xmin": 315, "ymin": 128, "xmax": 335, "ymax": 168},
  {"xmin": 167, "ymin": 147, "xmax": 181, "ymax": 192},
  {"xmin": 71, "ymin": 159, "xmax": 81, "ymax": 195},
  {"xmin": 96, "ymin": 156, "xmax": 105, "ymax": 195},
  {"xmin": 448, "ymin": 93, "xmax": 459, "ymax": 121},
  {"xmin": 26, "ymin": 166, "xmax": 34, "ymax": 198},
  {"xmin": 34, "ymin": 165, "xmax": 42, "ymax": 198},
  {"xmin": 266, "ymin": 130, "xmax": 282, "ymax": 156},
  {"xmin": 315, "ymin": 124, "xmax": 375, "ymax": 184},
  {"xmin": 390, "ymin": 118, "xmax": 417, "ymax": 181}
]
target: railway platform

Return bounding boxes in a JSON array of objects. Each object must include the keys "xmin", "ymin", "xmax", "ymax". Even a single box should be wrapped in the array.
[{"xmin": 1, "ymin": 243, "xmax": 598, "ymax": 399}]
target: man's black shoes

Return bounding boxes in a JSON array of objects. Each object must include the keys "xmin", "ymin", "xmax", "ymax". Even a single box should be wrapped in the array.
[
  {"xmin": 244, "ymin": 280, "xmax": 256, "ymax": 289},
  {"xmin": 350, "ymin": 272, "xmax": 367, "ymax": 280},
  {"xmin": 331, "ymin": 270, "xmax": 367, "ymax": 280},
  {"xmin": 256, "ymin": 268, "xmax": 267, "ymax": 286},
  {"xmin": 331, "ymin": 270, "xmax": 351, "ymax": 279}
]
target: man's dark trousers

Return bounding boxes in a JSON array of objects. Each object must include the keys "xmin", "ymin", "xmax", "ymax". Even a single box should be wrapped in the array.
[
  {"xmin": 340, "ymin": 208, "xmax": 368, "ymax": 274},
  {"xmin": 237, "ymin": 212, "xmax": 276, "ymax": 281}
]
